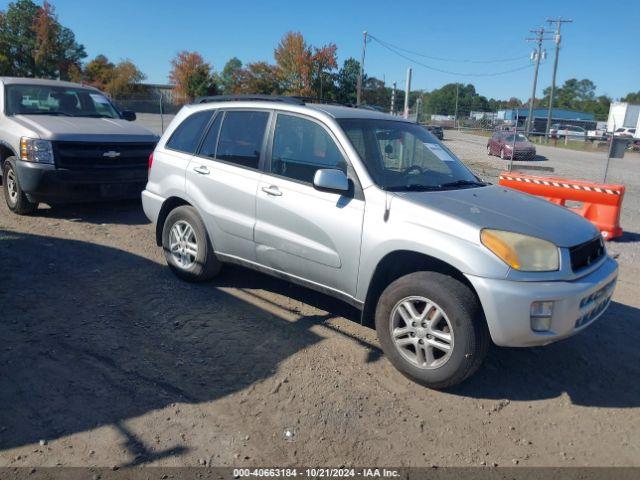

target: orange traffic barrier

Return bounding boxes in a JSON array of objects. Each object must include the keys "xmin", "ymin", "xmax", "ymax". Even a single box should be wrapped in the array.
[{"xmin": 498, "ymin": 172, "xmax": 625, "ymax": 240}]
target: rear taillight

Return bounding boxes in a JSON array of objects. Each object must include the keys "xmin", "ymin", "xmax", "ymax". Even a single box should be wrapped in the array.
[{"xmin": 148, "ymin": 151, "xmax": 154, "ymax": 171}]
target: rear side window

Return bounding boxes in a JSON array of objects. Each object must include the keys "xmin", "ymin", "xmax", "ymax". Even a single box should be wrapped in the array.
[
  {"xmin": 166, "ymin": 110, "xmax": 213, "ymax": 154},
  {"xmin": 216, "ymin": 111, "xmax": 270, "ymax": 169},
  {"xmin": 198, "ymin": 112, "xmax": 224, "ymax": 158}
]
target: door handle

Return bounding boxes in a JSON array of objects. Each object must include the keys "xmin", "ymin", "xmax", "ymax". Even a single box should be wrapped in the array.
[
  {"xmin": 261, "ymin": 185, "xmax": 282, "ymax": 196},
  {"xmin": 193, "ymin": 165, "xmax": 210, "ymax": 175}
]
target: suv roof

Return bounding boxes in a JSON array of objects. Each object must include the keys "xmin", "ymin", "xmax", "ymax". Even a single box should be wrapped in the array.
[
  {"xmin": 0, "ymin": 76, "xmax": 100, "ymax": 91},
  {"xmin": 191, "ymin": 95, "xmax": 409, "ymax": 122}
]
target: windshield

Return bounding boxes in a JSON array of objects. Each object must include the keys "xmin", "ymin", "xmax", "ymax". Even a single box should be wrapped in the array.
[
  {"xmin": 338, "ymin": 118, "xmax": 483, "ymax": 191},
  {"xmin": 504, "ymin": 134, "xmax": 528, "ymax": 142},
  {"xmin": 5, "ymin": 84, "xmax": 120, "ymax": 119}
]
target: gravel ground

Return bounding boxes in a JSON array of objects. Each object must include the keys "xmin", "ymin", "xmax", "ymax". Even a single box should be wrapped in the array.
[{"xmin": 0, "ymin": 131, "xmax": 639, "ymax": 468}]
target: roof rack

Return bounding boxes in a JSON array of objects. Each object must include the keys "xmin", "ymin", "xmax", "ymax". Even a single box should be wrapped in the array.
[{"xmin": 194, "ymin": 94, "xmax": 305, "ymax": 105}]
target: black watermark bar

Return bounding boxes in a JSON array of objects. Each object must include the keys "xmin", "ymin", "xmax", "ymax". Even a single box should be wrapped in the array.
[{"xmin": 1, "ymin": 467, "xmax": 639, "ymax": 480}]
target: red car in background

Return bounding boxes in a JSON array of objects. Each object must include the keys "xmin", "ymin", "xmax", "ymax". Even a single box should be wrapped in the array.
[{"xmin": 487, "ymin": 131, "xmax": 536, "ymax": 160}]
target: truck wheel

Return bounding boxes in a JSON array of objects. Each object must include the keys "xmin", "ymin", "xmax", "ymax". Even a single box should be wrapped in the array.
[
  {"xmin": 3, "ymin": 159, "xmax": 38, "ymax": 215},
  {"xmin": 162, "ymin": 205, "xmax": 221, "ymax": 282},
  {"xmin": 375, "ymin": 271, "xmax": 489, "ymax": 389}
]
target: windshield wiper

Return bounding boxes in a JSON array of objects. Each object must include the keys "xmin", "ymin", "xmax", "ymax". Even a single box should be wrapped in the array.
[
  {"xmin": 76, "ymin": 113, "xmax": 115, "ymax": 118},
  {"xmin": 438, "ymin": 180, "xmax": 487, "ymax": 189},
  {"xmin": 386, "ymin": 184, "xmax": 443, "ymax": 192},
  {"xmin": 18, "ymin": 111, "xmax": 73, "ymax": 117}
]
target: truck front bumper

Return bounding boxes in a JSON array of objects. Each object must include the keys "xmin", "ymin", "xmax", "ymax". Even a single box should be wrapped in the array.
[
  {"xmin": 466, "ymin": 256, "xmax": 618, "ymax": 347},
  {"xmin": 16, "ymin": 160, "xmax": 147, "ymax": 203}
]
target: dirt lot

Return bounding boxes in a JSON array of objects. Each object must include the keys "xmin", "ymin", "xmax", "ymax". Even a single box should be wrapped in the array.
[{"xmin": 1, "ymin": 132, "xmax": 639, "ymax": 468}]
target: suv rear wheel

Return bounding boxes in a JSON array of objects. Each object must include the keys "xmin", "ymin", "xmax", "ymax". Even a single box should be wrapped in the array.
[
  {"xmin": 162, "ymin": 205, "xmax": 221, "ymax": 282},
  {"xmin": 375, "ymin": 271, "xmax": 489, "ymax": 389},
  {"xmin": 3, "ymin": 158, "xmax": 38, "ymax": 215}
]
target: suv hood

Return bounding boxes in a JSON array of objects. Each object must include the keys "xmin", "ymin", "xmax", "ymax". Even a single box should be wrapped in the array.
[
  {"xmin": 395, "ymin": 185, "xmax": 599, "ymax": 247},
  {"xmin": 11, "ymin": 115, "xmax": 158, "ymax": 142}
]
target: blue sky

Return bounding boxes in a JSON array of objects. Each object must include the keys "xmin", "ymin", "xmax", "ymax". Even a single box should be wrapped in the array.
[{"xmin": 3, "ymin": 0, "xmax": 638, "ymax": 100}]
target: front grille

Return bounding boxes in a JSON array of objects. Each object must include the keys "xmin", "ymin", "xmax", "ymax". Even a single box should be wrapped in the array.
[
  {"xmin": 569, "ymin": 236, "xmax": 605, "ymax": 272},
  {"xmin": 575, "ymin": 279, "xmax": 616, "ymax": 328},
  {"xmin": 53, "ymin": 141, "xmax": 156, "ymax": 169}
]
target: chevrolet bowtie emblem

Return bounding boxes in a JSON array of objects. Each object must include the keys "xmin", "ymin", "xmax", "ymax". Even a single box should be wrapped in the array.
[{"xmin": 103, "ymin": 151, "xmax": 121, "ymax": 158}]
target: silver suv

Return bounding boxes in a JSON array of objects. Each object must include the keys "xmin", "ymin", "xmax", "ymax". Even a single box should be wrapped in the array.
[
  {"xmin": 142, "ymin": 96, "xmax": 618, "ymax": 388},
  {"xmin": 0, "ymin": 77, "xmax": 158, "ymax": 214}
]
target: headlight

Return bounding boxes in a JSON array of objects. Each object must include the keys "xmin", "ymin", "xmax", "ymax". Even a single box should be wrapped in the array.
[
  {"xmin": 20, "ymin": 137, "xmax": 54, "ymax": 164},
  {"xmin": 481, "ymin": 229, "xmax": 559, "ymax": 271}
]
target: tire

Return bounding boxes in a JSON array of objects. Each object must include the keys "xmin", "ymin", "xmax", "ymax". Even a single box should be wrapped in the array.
[
  {"xmin": 375, "ymin": 271, "xmax": 489, "ymax": 389},
  {"xmin": 3, "ymin": 158, "xmax": 38, "ymax": 215},
  {"xmin": 162, "ymin": 205, "xmax": 221, "ymax": 282}
]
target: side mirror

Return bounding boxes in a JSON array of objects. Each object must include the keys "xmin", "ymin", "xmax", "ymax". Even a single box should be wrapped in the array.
[
  {"xmin": 313, "ymin": 168, "xmax": 349, "ymax": 194},
  {"xmin": 121, "ymin": 110, "xmax": 137, "ymax": 121}
]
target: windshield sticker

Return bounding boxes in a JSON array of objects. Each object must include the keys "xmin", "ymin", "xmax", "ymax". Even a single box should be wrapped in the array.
[
  {"xmin": 424, "ymin": 143, "xmax": 455, "ymax": 162},
  {"xmin": 90, "ymin": 93, "xmax": 110, "ymax": 104}
]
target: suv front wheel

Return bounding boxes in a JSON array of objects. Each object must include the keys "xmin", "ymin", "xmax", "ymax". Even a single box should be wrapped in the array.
[
  {"xmin": 375, "ymin": 271, "xmax": 489, "ymax": 389},
  {"xmin": 162, "ymin": 205, "xmax": 221, "ymax": 282},
  {"xmin": 3, "ymin": 158, "xmax": 38, "ymax": 215}
]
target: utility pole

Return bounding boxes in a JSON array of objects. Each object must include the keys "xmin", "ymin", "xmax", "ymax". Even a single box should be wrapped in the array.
[
  {"xmin": 545, "ymin": 18, "xmax": 573, "ymax": 140},
  {"xmin": 390, "ymin": 81, "xmax": 396, "ymax": 114},
  {"xmin": 403, "ymin": 67, "xmax": 412, "ymax": 119},
  {"xmin": 525, "ymin": 27, "xmax": 549, "ymax": 136},
  {"xmin": 356, "ymin": 31, "xmax": 367, "ymax": 106},
  {"xmin": 454, "ymin": 83, "xmax": 459, "ymax": 129}
]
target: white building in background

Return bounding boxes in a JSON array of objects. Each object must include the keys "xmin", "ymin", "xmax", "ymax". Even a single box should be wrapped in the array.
[
  {"xmin": 607, "ymin": 102, "xmax": 640, "ymax": 132},
  {"xmin": 469, "ymin": 111, "xmax": 498, "ymax": 121},
  {"xmin": 430, "ymin": 114, "xmax": 455, "ymax": 121}
]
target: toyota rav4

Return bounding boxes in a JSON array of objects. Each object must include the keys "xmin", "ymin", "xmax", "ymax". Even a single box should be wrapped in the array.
[{"xmin": 142, "ymin": 96, "xmax": 618, "ymax": 388}]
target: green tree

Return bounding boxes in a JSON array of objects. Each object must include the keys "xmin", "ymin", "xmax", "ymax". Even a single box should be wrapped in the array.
[
  {"xmin": 84, "ymin": 54, "xmax": 115, "ymax": 90},
  {"xmin": 0, "ymin": 0, "xmax": 85, "ymax": 79},
  {"xmin": 335, "ymin": 58, "xmax": 360, "ymax": 105},
  {"xmin": 621, "ymin": 91, "xmax": 640, "ymax": 103},
  {"xmin": 424, "ymin": 83, "xmax": 489, "ymax": 117},
  {"xmin": 219, "ymin": 57, "xmax": 242, "ymax": 94},
  {"xmin": 83, "ymin": 54, "xmax": 145, "ymax": 97},
  {"xmin": 541, "ymin": 78, "xmax": 611, "ymax": 120},
  {"xmin": 236, "ymin": 61, "xmax": 281, "ymax": 95}
]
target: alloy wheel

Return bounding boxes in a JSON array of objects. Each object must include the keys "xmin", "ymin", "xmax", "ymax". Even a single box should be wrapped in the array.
[
  {"xmin": 389, "ymin": 296, "xmax": 454, "ymax": 369},
  {"xmin": 6, "ymin": 168, "xmax": 18, "ymax": 205},
  {"xmin": 169, "ymin": 220, "xmax": 198, "ymax": 269}
]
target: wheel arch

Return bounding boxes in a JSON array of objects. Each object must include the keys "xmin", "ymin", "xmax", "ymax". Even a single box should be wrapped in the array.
[
  {"xmin": 0, "ymin": 141, "xmax": 17, "ymax": 173},
  {"xmin": 360, "ymin": 250, "xmax": 482, "ymax": 328},
  {"xmin": 155, "ymin": 196, "xmax": 192, "ymax": 246}
]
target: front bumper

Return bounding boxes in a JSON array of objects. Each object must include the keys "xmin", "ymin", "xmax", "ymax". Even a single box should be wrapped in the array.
[
  {"xmin": 506, "ymin": 149, "xmax": 536, "ymax": 160},
  {"xmin": 466, "ymin": 256, "xmax": 618, "ymax": 347},
  {"xmin": 15, "ymin": 160, "xmax": 147, "ymax": 203}
]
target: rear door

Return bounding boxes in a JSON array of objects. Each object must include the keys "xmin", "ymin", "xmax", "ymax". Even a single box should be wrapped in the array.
[
  {"xmin": 152, "ymin": 109, "xmax": 214, "ymax": 197},
  {"xmin": 254, "ymin": 112, "xmax": 364, "ymax": 297},
  {"xmin": 186, "ymin": 109, "xmax": 271, "ymax": 261}
]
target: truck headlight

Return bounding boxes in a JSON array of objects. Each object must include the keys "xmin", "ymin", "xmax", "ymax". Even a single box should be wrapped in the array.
[
  {"xmin": 20, "ymin": 137, "xmax": 54, "ymax": 164},
  {"xmin": 480, "ymin": 229, "xmax": 559, "ymax": 272}
]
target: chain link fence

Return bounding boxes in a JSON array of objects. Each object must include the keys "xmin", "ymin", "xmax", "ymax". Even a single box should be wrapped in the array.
[{"xmin": 112, "ymin": 92, "xmax": 182, "ymax": 136}]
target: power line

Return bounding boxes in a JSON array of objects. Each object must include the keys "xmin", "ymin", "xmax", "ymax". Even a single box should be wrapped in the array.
[
  {"xmin": 368, "ymin": 34, "xmax": 529, "ymax": 64},
  {"xmin": 368, "ymin": 35, "xmax": 533, "ymax": 77}
]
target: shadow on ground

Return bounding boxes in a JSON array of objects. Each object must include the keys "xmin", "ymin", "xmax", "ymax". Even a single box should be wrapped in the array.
[
  {"xmin": 1, "ymin": 226, "xmax": 639, "ymax": 464},
  {"xmin": 33, "ymin": 199, "xmax": 149, "ymax": 226},
  {"xmin": 613, "ymin": 231, "xmax": 640, "ymax": 244},
  {"xmin": 0, "ymin": 229, "xmax": 326, "ymax": 459},
  {"xmin": 449, "ymin": 299, "xmax": 640, "ymax": 407}
]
